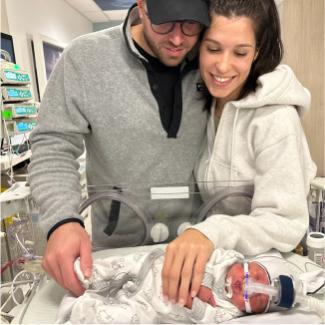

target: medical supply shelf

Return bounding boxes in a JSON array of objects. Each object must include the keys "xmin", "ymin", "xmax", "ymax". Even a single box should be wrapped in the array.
[{"xmin": 1, "ymin": 57, "xmax": 39, "ymax": 174}]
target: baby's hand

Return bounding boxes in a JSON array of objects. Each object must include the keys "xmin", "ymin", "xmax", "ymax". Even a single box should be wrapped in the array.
[{"xmin": 185, "ymin": 285, "xmax": 217, "ymax": 309}]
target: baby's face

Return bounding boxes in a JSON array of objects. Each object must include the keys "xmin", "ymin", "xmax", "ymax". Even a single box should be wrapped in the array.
[{"xmin": 226, "ymin": 262, "xmax": 270, "ymax": 314}]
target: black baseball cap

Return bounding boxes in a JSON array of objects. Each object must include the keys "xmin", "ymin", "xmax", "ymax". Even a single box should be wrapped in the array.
[{"xmin": 146, "ymin": 0, "xmax": 210, "ymax": 27}]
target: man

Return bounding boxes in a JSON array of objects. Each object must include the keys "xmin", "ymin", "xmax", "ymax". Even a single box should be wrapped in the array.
[{"xmin": 29, "ymin": 0, "xmax": 210, "ymax": 297}]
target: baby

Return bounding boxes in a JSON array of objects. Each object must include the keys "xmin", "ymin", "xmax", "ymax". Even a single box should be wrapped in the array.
[{"xmin": 56, "ymin": 247, "xmax": 294, "ymax": 323}]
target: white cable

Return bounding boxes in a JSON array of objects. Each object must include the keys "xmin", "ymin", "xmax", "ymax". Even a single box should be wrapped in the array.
[
  {"xmin": 10, "ymin": 270, "xmax": 36, "ymax": 306},
  {"xmin": 17, "ymin": 280, "xmax": 39, "ymax": 324},
  {"xmin": 15, "ymin": 234, "xmax": 30, "ymax": 256},
  {"xmin": 304, "ymin": 261, "xmax": 323, "ymax": 272},
  {"xmin": 253, "ymin": 254, "xmax": 323, "ymax": 273},
  {"xmin": 0, "ymin": 280, "xmax": 37, "ymax": 288},
  {"xmin": 23, "ymin": 197, "xmax": 36, "ymax": 254},
  {"xmin": 2, "ymin": 121, "xmax": 15, "ymax": 185}
]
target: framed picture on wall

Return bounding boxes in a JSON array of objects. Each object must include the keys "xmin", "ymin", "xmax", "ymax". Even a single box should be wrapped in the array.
[
  {"xmin": 43, "ymin": 41, "xmax": 64, "ymax": 80},
  {"xmin": 32, "ymin": 34, "xmax": 66, "ymax": 100},
  {"xmin": 1, "ymin": 32, "xmax": 16, "ymax": 63}
]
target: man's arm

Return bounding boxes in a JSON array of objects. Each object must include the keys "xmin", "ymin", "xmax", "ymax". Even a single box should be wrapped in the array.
[{"xmin": 29, "ymin": 43, "xmax": 91, "ymax": 295}]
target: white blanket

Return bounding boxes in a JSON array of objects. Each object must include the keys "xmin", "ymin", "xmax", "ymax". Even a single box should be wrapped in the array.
[
  {"xmin": 56, "ymin": 248, "xmax": 244, "ymax": 324},
  {"xmin": 15, "ymin": 245, "xmax": 325, "ymax": 324},
  {"xmin": 56, "ymin": 247, "xmax": 325, "ymax": 324}
]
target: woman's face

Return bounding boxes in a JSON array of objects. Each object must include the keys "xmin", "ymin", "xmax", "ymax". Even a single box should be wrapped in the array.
[
  {"xmin": 199, "ymin": 14, "xmax": 257, "ymax": 102},
  {"xmin": 226, "ymin": 262, "xmax": 270, "ymax": 314}
]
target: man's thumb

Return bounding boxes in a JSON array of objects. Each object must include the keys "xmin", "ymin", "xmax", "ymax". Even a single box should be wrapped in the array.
[{"xmin": 80, "ymin": 239, "xmax": 93, "ymax": 278}]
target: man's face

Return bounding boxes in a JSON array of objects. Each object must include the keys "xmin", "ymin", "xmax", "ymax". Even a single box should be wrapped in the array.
[{"xmin": 139, "ymin": 4, "xmax": 200, "ymax": 66}]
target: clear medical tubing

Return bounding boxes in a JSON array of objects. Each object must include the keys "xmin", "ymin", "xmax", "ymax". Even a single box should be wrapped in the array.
[
  {"xmin": 79, "ymin": 191, "xmax": 153, "ymax": 244},
  {"xmin": 245, "ymin": 280, "xmax": 279, "ymax": 301},
  {"xmin": 245, "ymin": 278, "xmax": 325, "ymax": 322},
  {"xmin": 294, "ymin": 280, "xmax": 325, "ymax": 322},
  {"xmin": 295, "ymin": 293, "xmax": 325, "ymax": 321}
]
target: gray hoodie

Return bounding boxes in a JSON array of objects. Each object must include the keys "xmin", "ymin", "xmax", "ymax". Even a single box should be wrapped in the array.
[{"xmin": 193, "ymin": 65, "xmax": 316, "ymax": 254}]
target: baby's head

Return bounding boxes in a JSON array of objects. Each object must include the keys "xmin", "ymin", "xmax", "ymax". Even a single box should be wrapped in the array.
[{"xmin": 225, "ymin": 255, "xmax": 293, "ymax": 314}]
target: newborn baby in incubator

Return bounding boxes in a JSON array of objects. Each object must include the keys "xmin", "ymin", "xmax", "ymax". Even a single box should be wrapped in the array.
[{"xmin": 56, "ymin": 247, "xmax": 293, "ymax": 324}]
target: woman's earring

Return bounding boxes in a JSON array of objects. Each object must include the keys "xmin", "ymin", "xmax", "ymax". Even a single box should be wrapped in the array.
[{"xmin": 254, "ymin": 50, "xmax": 259, "ymax": 62}]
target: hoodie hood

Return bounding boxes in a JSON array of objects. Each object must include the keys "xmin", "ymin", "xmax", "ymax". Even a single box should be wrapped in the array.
[{"xmin": 235, "ymin": 65, "xmax": 311, "ymax": 117}]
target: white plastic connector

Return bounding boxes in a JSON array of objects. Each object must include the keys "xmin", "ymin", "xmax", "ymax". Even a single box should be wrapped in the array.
[
  {"xmin": 150, "ymin": 223, "xmax": 169, "ymax": 243},
  {"xmin": 177, "ymin": 222, "xmax": 192, "ymax": 236}
]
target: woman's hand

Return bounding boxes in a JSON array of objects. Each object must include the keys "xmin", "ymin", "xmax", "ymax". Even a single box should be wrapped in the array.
[{"xmin": 161, "ymin": 229, "xmax": 214, "ymax": 306}]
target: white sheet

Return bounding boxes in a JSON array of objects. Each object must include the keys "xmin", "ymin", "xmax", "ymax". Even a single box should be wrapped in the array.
[{"xmin": 15, "ymin": 245, "xmax": 324, "ymax": 324}]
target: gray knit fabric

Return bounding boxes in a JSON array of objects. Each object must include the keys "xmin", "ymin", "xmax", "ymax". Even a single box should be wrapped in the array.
[{"xmin": 28, "ymin": 6, "xmax": 207, "ymax": 248}]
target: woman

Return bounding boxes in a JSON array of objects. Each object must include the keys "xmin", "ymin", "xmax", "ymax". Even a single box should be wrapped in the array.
[{"xmin": 162, "ymin": 0, "xmax": 316, "ymax": 307}]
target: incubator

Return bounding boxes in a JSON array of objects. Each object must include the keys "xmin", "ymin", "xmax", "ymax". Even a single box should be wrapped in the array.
[
  {"xmin": 80, "ymin": 181, "xmax": 254, "ymax": 246},
  {"xmin": 1, "ymin": 179, "xmax": 324, "ymax": 324}
]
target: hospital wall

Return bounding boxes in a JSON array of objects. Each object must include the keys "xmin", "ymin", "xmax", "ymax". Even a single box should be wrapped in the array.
[
  {"xmin": 1, "ymin": 0, "xmax": 93, "ymax": 103},
  {"xmin": 281, "ymin": 0, "xmax": 324, "ymax": 177},
  {"xmin": 1, "ymin": 0, "xmax": 324, "ymax": 177},
  {"xmin": 1, "ymin": 0, "xmax": 10, "ymax": 35}
]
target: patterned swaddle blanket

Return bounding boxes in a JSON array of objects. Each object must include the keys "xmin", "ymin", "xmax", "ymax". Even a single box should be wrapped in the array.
[{"xmin": 56, "ymin": 247, "xmax": 244, "ymax": 324}]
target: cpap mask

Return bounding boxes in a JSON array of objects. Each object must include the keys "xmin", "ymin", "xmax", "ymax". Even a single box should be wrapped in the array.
[
  {"xmin": 79, "ymin": 182, "xmax": 253, "ymax": 246},
  {"xmin": 226, "ymin": 260, "xmax": 325, "ymax": 321}
]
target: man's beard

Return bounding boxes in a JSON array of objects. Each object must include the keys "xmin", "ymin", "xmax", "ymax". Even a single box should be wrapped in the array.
[{"xmin": 143, "ymin": 31, "xmax": 184, "ymax": 67}]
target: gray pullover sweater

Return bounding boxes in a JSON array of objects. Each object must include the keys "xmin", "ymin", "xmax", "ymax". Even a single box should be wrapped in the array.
[{"xmin": 28, "ymin": 6, "xmax": 207, "ymax": 248}]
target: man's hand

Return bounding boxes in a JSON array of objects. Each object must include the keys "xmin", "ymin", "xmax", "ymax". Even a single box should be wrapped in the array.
[
  {"xmin": 41, "ymin": 222, "xmax": 92, "ymax": 296},
  {"xmin": 161, "ymin": 229, "xmax": 214, "ymax": 306}
]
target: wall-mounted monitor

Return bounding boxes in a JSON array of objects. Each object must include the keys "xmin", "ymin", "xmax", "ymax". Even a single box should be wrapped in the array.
[{"xmin": 1, "ymin": 32, "xmax": 16, "ymax": 63}]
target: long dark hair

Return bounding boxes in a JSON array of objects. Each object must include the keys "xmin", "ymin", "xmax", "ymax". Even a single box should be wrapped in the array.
[{"xmin": 202, "ymin": 0, "xmax": 283, "ymax": 109}]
